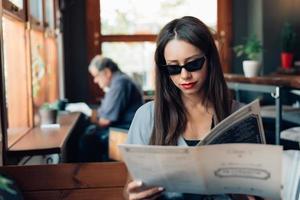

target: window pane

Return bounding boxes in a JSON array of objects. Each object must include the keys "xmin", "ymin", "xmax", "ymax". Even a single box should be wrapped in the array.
[
  {"xmin": 45, "ymin": 0, "xmax": 55, "ymax": 29},
  {"xmin": 102, "ymin": 42, "xmax": 155, "ymax": 90},
  {"xmin": 10, "ymin": 0, "xmax": 23, "ymax": 9},
  {"xmin": 100, "ymin": 0, "xmax": 217, "ymax": 35},
  {"xmin": 29, "ymin": 0, "xmax": 43, "ymax": 22}
]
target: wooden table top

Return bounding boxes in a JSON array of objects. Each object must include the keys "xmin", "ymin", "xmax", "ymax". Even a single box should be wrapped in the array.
[
  {"xmin": 8, "ymin": 112, "xmax": 81, "ymax": 154},
  {"xmin": 224, "ymin": 73, "xmax": 300, "ymax": 89}
]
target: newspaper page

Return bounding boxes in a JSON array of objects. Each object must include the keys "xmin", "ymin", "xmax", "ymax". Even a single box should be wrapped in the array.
[
  {"xmin": 282, "ymin": 150, "xmax": 300, "ymax": 200},
  {"xmin": 199, "ymin": 99, "xmax": 266, "ymax": 145},
  {"xmin": 119, "ymin": 143, "xmax": 282, "ymax": 199}
]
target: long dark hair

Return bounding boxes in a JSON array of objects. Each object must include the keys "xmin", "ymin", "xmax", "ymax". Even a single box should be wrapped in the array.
[{"xmin": 150, "ymin": 16, "xmax": 232, "ymax": 145}]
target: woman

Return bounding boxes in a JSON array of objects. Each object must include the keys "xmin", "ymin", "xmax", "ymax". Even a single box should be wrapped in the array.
[{"xmin": 124, "ymin": 16, "xmax": 247, "ymax": 200}]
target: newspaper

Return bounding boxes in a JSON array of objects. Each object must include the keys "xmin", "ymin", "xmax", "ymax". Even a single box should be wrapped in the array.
[
  {"xmin": 119, "ymin": 100, "xmax": 284, "ymax": 198},
  {"xmin": 198, "ymin": 99, "xmax": 265, "ymax": 145},
  {"xmin": 119, "ymin": 144, "xmax": 283, "ymax": 199},
  {"xmin": 282, "ymin": 150, "xmax": 300, "ymax": 200}
]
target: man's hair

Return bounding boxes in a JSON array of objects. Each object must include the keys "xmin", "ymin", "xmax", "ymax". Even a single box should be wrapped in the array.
[
  {"xmin": 89, "ymin": 55, "xmax": 120, "ymax": 72},
  {"xmin": 150, "ymin": 16, "xmax": 232, "ymax": 145}
]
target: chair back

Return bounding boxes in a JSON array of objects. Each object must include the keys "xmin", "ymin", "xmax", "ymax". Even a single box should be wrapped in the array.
[{"xmin": 109, "ymin": 127, "xmax": 128, "ymax": 161}]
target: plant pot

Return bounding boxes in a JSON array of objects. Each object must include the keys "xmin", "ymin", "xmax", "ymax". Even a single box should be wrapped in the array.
[
  {"xmin": 281, "ymin": 52, "xmax": 294, "ymax": 69},
  {"xmin": 39, "ymin": 109, "xmax": 58, "ymax": 125},
  {"xmin": 242, "ymin": 60, "xmax": 261, "ymax": 77}
]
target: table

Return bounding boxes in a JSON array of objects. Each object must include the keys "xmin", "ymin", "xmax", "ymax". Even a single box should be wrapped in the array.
[
  {"xmin": 8, "ymin": 112, "xmax": 81, "ymax": 159},
  {"xmin": 224, "ymin": 73, "xmax": 300, "ymax": 145}
]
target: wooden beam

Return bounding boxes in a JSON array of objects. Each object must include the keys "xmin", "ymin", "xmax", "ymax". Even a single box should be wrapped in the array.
[
  {"xmin": 100, "ymin": 34, "xmax": 157, "ymax": 42},
  {"xmin": 218, "ymin": 0, "xmax": 233, "ymax": 73}
]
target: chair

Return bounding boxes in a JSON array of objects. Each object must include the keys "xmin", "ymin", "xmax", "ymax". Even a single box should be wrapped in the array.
[
  {"xmin": 281, "ymin": 126, "xmax": 300, "ymax": 149},
  {"xmin": 260, "ymin": 105, "xmax": 300, "ymax": 125},
  {"xmin": 261, "ymin": 104, "xmax": 300, "ymax": 146},
  {"xmin": 109, "ymin": 127, "xmax": 128, "ymax": 161}
]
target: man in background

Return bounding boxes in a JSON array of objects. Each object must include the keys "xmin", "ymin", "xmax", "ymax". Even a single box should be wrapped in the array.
[{"xmin": 79, "ymin": 55, "xmax": 144, "ymax": 162}]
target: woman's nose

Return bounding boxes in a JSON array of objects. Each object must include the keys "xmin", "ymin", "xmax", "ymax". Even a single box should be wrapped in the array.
[{"xmin": 180, "ymin": 68, "xmax": 191, "ymax": 79}]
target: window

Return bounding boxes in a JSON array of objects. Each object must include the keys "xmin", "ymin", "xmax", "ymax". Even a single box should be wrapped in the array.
[
  {"xmin": 2, "ymin": 0, "xmax": 26, "ymax": 21},
  {"xmin": 102, "ymin": 42, "xmax": 156, "ymax": 89},
  {"xmin": 101, "ymin": 0, "xmax": 217, "ymax": 35},
  {"xmin": 28, "ymin": 0, "xmax": 44, "ymax": 29},
  {"xmin": 44, "ymin": 0, "xmax": 55, "ymax": 30},
  {"xmin": 96, "ymin": 0, "xmax": 231, "ymax": 93},
  {"xmin": 1, "ymin": 0, "xmax": 60, "ymax": 148},
  {"xmin": 2, "ymin": 15, "xmax": 33, "ymax": 146}
]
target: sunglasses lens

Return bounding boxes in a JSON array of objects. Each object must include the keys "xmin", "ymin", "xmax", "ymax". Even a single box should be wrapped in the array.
[
  {"xmin": 166, "ymin": 65, "xmax": 181, "ymax": 75},
  {"xmin": 185, "ymin": 57, "xmax": 205, "ymax": 72},
  {"xmin": 164, "ymin": 56, "xmax": 205, "ymax": 75}
]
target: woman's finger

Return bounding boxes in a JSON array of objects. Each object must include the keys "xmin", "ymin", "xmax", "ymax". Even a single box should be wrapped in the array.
[
  {"xmin": 129, "ymin": 186, "xmax": 164, "ymax": 200},
  {"xmin": 126, "ymin": 180, "xmax": 143, "ymax": 193}
]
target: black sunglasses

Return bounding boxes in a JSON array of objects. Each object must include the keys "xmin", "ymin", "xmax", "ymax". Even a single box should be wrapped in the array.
[{"xmin": 164, "ymin": 56, "xmax": 206, "ymax": 75}]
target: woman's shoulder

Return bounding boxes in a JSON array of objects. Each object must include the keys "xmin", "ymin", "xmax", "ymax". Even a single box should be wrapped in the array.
[
  {"xmin": 126, "ymin": 101, "xmax": 154, "ymax": 145},
  {"xmin": 135, "ymin": 101, "xmax": 154, "ymax": 115}
]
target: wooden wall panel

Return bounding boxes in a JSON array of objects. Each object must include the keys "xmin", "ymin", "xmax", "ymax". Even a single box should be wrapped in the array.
[
  {"xmin": 2, "ymin": 16, "xmax": 30, "ymax": 128},
  {"xmin": 45, "ymin": 36, "xmax": 59, "ymax": 103},
  {"xmin": 23, "ymin": 188, "xmax": 124, "ymax": 200},
  {"xmin": 0, "ymin": 162, "xmax": 127, "ymax": 190},
  {"xmin": 0, "ymin": 162, "xmax": 128, "ymax": 200},
  {"xmin": 30, "ymin": 29, "xmax": 47, "ymax": 107}
]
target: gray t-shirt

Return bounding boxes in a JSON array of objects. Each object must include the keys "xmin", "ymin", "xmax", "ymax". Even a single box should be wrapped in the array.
[
  {"xmin": 97, "ymin": 71, "xmax": 143, "ymax": 128},
  {"xmin": 126, "ymin": 100, "xmax": 244, "ymax": 200},
  {"xmin": 127, "ymin": 100, "xmax": 243, "ymax": 145}
]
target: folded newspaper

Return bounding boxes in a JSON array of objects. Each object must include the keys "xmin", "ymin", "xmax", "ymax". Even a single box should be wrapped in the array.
[
  {"xmin": 119, "ymin": 100, "xmax": 300, "ymax": 199},
  {"xmin": 120, "ymin": 144, "xmax": 300, "ymax": 200},
  {"xmin": 198, "ymin": 99, "xmax": 265, "ymax": 145}
]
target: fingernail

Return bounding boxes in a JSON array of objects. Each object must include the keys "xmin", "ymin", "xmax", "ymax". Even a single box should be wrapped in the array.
[
  {"xmin": 158, "ymin": 187, "xmax": 164, "ymax": 191},
  {"xmin": 136, "ymin": 180, "xmax": 143, "ymax": 186}
]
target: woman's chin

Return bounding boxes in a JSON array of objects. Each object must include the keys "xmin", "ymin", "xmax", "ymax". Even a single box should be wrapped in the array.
[{"xmin": 180, "ymin": 89, "xmax": 200, "ymax": 96}]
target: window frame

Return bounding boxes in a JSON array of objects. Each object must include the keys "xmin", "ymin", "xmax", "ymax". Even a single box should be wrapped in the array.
[
  {"xmin": 27, "ymin": 0, "xmax": 44, "ymax": 30},
  {"xmin": 86, "ymin": 0, "xmax": 232, "ymax": 102},
  {"xmin": 97, "ymin": 0, "xmax": 232, "ymax": 71},
  {"xmin": 2, "ymin": 0, "xmax": 27, "ymax": 21},
  {"xmin": 1, "ymin": 12, "xmax": 33, "ymax": 153},
  {"xmin": 0, "ymin": 8, "xmax": 8, "ymax": 164},
  {"xmin": 0, "ymin": 0, "xmax": 60, "ymax": 164},
  {"xmin": 98, "ymin": 0, "xmax": 232, "ymax": 72},
  {"xmin": 43, "ymin": 0, "xmax": 55, "ymax": 32}
]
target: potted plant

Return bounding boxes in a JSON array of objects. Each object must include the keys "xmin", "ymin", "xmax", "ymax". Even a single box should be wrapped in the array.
[
  {"xmin": 234, "ymin": 35, "xmax": 263, "ymax": 77},
  {"xmin": 281, "ymin": 23, "xmax": 296, "ymax": 69},
  {"xmin": 39, "ymin": 102, "xmax": 58, "ymax": 125}
]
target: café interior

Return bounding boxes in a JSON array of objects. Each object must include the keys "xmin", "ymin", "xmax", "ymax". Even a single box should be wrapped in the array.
[{"xmin": 0, "ymin": 0, "xmax": 300, "ymax": 199}]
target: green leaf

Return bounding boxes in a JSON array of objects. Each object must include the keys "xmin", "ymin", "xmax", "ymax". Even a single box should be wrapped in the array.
[{"xmin": 233, "ymin": 35, "xmax": 263, "ymax": 60}]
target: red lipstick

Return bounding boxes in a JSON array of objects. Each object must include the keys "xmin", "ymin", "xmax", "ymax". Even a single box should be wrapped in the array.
[{"xmin": 181, "ymin": 82, "xmax": 196, "ymax": 89}]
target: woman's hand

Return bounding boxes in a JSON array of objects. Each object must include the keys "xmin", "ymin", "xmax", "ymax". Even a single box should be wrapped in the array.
[{"xmin": 125, "ymin": 180, "xmax": 164, "ymax": 200}]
